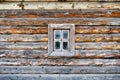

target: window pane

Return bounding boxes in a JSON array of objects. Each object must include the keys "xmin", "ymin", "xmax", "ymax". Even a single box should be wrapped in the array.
[
  {"xmin": 55, "ymin": 30, "xmax": 60, "ymax": 39},
  {"xmin": 63, "ymin": 30, "xmax": 68, "ymax": 39},
  {"xmin": 55, "ymin": 42, "xmax": 60, "ymax": 49},
  {"xmin": 63, "ymin": 42, "xmax": 68, "ymax": 50}
]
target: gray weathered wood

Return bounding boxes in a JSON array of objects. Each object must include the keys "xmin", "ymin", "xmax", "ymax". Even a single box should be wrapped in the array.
[
  {"xmin": 0, "ymin": 34, "xmax": 119, "ymax": 42},
  {"xmin": 0, "ymin": 50, "xmax": 47, "ymax": 58},
  {"xmin": 75, "ymin": 34, "xmax": 120, "ymax": 42},
  {"xmin": 59, "ymin": 74, "xmax": 120, "ymax": 80},
  {"xmin": 0, "ymin": 58, "xmax": 119, "ymax": 66},
  {"xmin": 0, "ymin": 34, "xmax": 48, "ymax": 42},
  {"xmin": 0, "ymin": 42, "xmax": 48, "ymax": 50},
  {"xmin": 0, "ymin": 50, "xmax": 119, "ymax": 59},
  {"xmin": 0, "ymin": 66, "xmax": 120, "ymax": 74},
  {"xmin": 0, "ymin": 18, "xmax": 120, "ymax": 25},
  {"xmin": 0, "ymin": 74, "xmax": 119, "ymax": 80},
  {"xmin": 0, "ymin": 9, "xmax": 120, "ymax": 18},
  {"xmin": 75, "ymin": 50, "xmax": 120, "ymax": 58},
  {"xmin": 75, "ymin": 42, "xmax": 120, "ymax": 50}
]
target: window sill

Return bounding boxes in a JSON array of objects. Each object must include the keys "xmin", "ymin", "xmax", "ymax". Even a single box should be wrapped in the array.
[{"xmin": 49, "ymin": 51, "xmax": 74, "ymax": 57}]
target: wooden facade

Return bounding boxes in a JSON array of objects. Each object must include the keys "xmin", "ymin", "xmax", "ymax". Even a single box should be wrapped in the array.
[{"xmin": 0, "ymin": 0, "xmax": 120, "ymax": 80}]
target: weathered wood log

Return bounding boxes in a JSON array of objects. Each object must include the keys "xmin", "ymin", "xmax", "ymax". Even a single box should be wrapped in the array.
[
  {"xmin": 0, "ymin": 50, "xmax": 119, "ymax": 58},
  {"xmin": 0, "ymin": 42, "xmax": 48, "ymax": 50},
  {"xmin": 75, "ymin": 34, "xmax": 120, "ymax": 42},
  {"xmin": 0, "ymin": 26, "xmax": 48, "ymax": 34},
  {"xmin": 0, "ymin": 74, "xmax": 119, "ymax": 80},
  {"xmin": 0, "ymin": 50, "xmax": 47, "ymax": 58},
  {"xmin": 0, "ymin": 18, "xmax": 120, "ymax": 25},
  {"xmin": 76, "ymin": 26, "xmax": 120, "ymax": 34},
  {"xmin": 75, "ymin": 42, "xmax": 120, "ymax": 50},
  {"xmin": 0, "ymin": 50, "xmax": 119, "ymax": 59},
  {"xmin": 0, "ymin": 34, "xmax": 119, "ymax": 42},
  {"xmin": 0, "ymin": 66, "xmax": 120, "ymax": 74},
  {"xmin": 1, "ymin": 2, "xmax": 120, "ymax": 9},
  {"xmin": 0, "ymin": 42, "xmax": 119, "ymax": 50},
  {"xmin": 0, "ymin": 26, "xmax": 119, "ymax": 34},
  {"xmin": 0, "ymin": 34, "xmax": 48, "ymax": 42},
  {"xmin": 0, "ymin": 74, "xmax": 120, "ymax": 80},
  {"xmin": 0, "ymin": 10, "xmax": 120, "ymax": 18},
  {"xmin": 75, "ymin": 50, "xmax": 120, "ymax": 58},
  {"xmin": 0, "ymin": 58, "xmax": 119, "ymax": 66}
]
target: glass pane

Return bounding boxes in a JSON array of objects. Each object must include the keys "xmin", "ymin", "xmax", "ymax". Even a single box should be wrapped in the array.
[
  {"xmin": 55, "ymin": 42, "xmax": 60, "ymax": 49},
  {"xmin": 63, "ymin": 42, "xmax": 68, "ymax": 50},
  {"xmin": 55, "ymin": 30, "xmax": 60, "ymax": 39},
  {"xmin": 63, "ymin": 31, "xmax": 68, "ymax": 39}
]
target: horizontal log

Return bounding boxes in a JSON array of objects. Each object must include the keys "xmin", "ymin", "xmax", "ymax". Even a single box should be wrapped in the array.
[
  {"xmin": 1, "ymin": 34, "xmax": 119, "ymax": 42},
  {"xmin": 75, "ymin": 34, "xmax": 120, "ymax": 42},
  {"xmin": 76, "ymin": 26, "xmax": 120, "ymax": 34},
  {"xmin": 0, "ymin": 2, "xmax": 120, "ymax": 9},
  {"xmin": 0, "ymin": 50, "xmax": 47, "ymax": 58},
  {"xmin": 0, "ymin": 34, "xmax": 48, "ymax": 42},
  {"xmin": 0, "ymin": 42, "xmax": 48, "ymax": 50},
  {"xmin": 0, "ymin": 74, "xmax": 119, "ymax": 80},
  {"xmin": 75, "ymin": 42, "xmax": 120, "ymax": 50},
  {"xmin": 0, "ymin": 26, "xmax": 119, "ymax": 34},
  {"xmin": 0, "ymin": 10, "xmax": 120, "ymax": 18},
  {"xmin": 0, "ymin": 18, "xmax": 120, "ymax": 26},
  {"xmin": 0, "ymin": 66, "xmax": 120, "ymax": 74},
  {"xmin": 75, "ymin": 50, "xmax": 120, "ymax": 58},
  {"xmin": 0, "ymin": 26, "xmax": 48, "ymax": 34},
  {"xmin": 0, "ymin": 42, "xmax": 119, "ymax": 50},
  {"xmin": 0, "ymin": 50, "xmax": 119, "ymax": 58},
  {"xmin": 0, "ymin": 58, "xmax": 119, "ymax": 66}
]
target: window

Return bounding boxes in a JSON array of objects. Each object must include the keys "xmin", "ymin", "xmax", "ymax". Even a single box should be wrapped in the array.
[
  {"xmin": 48, "ymin": 24, "xmax": 75, "ymax": 56},
  {"xmin": 54, "ymin": 30, "xmax": 69, "ymax": 51}
]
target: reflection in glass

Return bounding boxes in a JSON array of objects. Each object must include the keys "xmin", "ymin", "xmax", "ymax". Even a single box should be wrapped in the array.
[
  {"xmin": 63, "ymin": 42, "xmax": 68, "ymax": 50},
  {"xmin": 63, "ymin": 31, "xmax": 68, "ymax": 39},
  {"xmin": 55, "ymin": 42, "xmax": 60, "ymax": 49},
  {"xmin": 55, "ymin": 31, "xmax": 60, "ymax": 39}
]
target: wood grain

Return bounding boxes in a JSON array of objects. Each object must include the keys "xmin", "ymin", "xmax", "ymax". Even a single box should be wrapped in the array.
[
  {"xmin": 0, "ymin": 58, "xmax": 119, "ymax": 66},
  {"xmin": 0, "ymin": 42, "xmax": 119, "ymax": 50},
  {"xmin": 75, "ymin": 34, "xmax": 120, "ymax": 42},
  {"xmin": 0, "ymin": 34, "xmax": 48, "ymax": 42},
  {"xmin": 75, "ymin": 26, "xmax": 120, "ymax": 34},
  {"xmin": 75, "ymin": 42, "xmax": 120, "ymax": 50},
  {"xmin": 0, "ymin": 34, "xmax": 119, "ymax": 42},
  {"xmin": 0, "ymin": 42, "xmax": 48, "ymax": 50},
  {"xmin": 0, "ymin": 50, "xmax": 119, "ymax": 58},
  {"xmin": 0, "ymin": 10, "xmax": 120, "ymax": 18},
  {"xmin": 0, "ymin": 26, "xmax": 119, "ymax": 34},
  {"xmin": 0, "ymin": 66, "xmax": 119, "ymax": 74},
  {"xmin": 0, "ymin": 74, "xmax": 119, "ymax": 80},
  {"xmin": 0, "ymin": 27, "xmax": 48, "ymax": 34},
  {"xmin": 0, "ymin": 18, "xmax": 120, "ymax": 26}
]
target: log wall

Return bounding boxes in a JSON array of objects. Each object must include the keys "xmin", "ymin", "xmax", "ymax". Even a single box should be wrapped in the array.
[{"xmin": 0, "ymin": 1, "xmax": 120, "ymax": 80}]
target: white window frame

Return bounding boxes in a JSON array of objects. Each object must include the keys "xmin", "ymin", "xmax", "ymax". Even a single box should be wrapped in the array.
[{"xmin": 48, "ymin": 24, "xmax": 75, "ymax": 56}]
